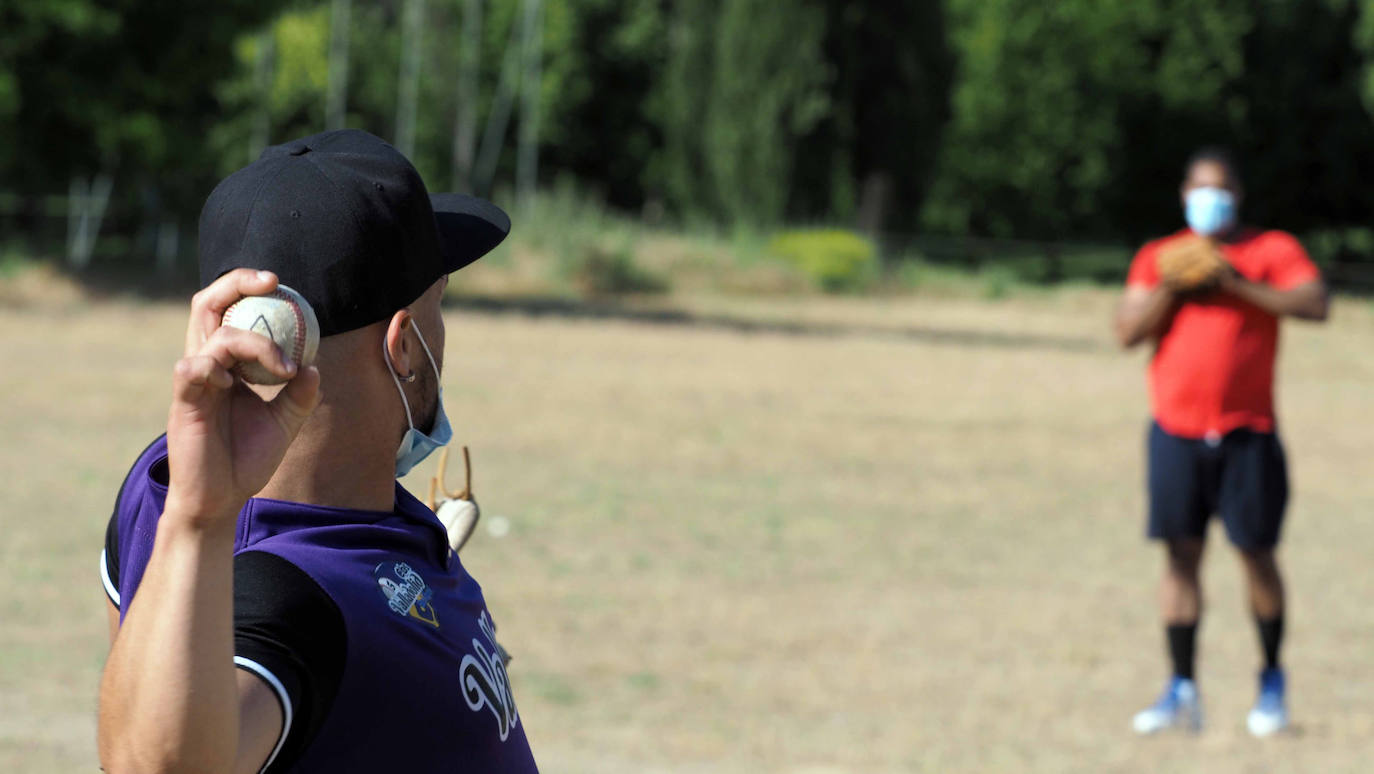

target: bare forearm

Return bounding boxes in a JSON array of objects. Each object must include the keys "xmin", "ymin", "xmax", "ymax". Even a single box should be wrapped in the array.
[
  {"xmin": 1221, "ymin": 276, "xmax": 1328, "ymax": 321},
  {"xmin": 1115, "ymin": 286, "xmax": 1179, "ymax": 348},
  {"xmin": 99, "ymin": 510, "xmax": 239, "ymax": 773}
]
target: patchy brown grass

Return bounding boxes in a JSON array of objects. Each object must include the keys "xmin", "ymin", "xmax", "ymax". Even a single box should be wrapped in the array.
[{"xmin": 1, "ymin": 281, "xmax": 1372, "ymax": 772}]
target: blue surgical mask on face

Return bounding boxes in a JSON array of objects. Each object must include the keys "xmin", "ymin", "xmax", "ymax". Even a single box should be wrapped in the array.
[
  {"xmin": 386, "ymin": 322, "xmax": 453, "ymax": 478},
  {"xmin": 1185, "ymin": 187, "xmax": 1237, "ymax": 237}
]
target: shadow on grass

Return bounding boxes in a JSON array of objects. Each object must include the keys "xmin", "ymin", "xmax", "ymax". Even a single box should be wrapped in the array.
[
  {"xmin": 445, "ymin": 294, "xmax": 1108, "ymax": 354},
  {"xmin": 20, "ymin": 261, "xmax": 1107, "ymax": 354}
]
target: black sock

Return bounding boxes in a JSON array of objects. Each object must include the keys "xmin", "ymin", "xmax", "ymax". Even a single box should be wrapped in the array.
[
  {"xmin": 1256, "ymin": 614, "xmax": 1284, "ymax": 671},
  {"xmin": 1167, "ymin": 622, "xmax": 1198, "ymax": 681}
]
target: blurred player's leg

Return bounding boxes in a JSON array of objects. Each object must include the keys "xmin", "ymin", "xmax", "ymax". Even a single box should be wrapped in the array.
[
  {"xmin": 1135, "ymin": 422, "xmax": 1210, "ymax": 735},
  {"xmin": 1220, "ymin": 429, "xmax": 1290, "ymax": 736},
  {"xmin": 1240, "ymin": 548, "xmax": 1288, "ymax": 736},
  {"xmin": 1162, "ymin": 539, "xmax": 1205, "ymax": 625},
  {"xmin": 1134, "ymin": 539, "xmax": 1206, "ymax": 734}
]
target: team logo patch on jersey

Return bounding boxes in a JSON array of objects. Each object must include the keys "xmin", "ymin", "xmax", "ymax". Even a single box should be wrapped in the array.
[
  {"xmin": 461, "ymin": 611, "xmax": 520, "ymax": 741},
  {"xmin": 373, "ymin": 561, "xmax": 440, "ymax": 629}
]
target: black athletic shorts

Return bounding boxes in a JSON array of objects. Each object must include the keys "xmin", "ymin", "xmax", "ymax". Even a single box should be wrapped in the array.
[{"xmin": 1147, "ymin": 421, "xmax": 1289, "ymax": 551}]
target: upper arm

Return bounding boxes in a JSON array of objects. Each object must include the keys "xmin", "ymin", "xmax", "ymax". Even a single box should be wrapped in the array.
[
  {"xmin": 231, "ymin": 551, "xmax": 347, "ymax": 772},
  {"xmin": 1267, "ymin": 232, "xmax": 1322, "ymax": 290},
  {"xmin": 234, "ymin": 669, "xmax": 287, "ymax": 774},
  {"xmin": 106, "ymin": 600, "xmax": 120, "ymax": 645},
  {"xmin": 1114, "ymin": 284, "xmax": 1157, "ymax": 346},
  {"xmin": 1282, "ymin": 278, "xmax": 1329, "ymax": 321},
  {"xmin": 1126, "ymin": 242, "xmax": 1161, "ymax": 289}
]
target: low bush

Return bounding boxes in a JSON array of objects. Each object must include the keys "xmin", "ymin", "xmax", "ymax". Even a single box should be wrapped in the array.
[
  {"xmin": 566, "ymin": 242, "xmax": 669, "ymax": 296},
  {"xmin": 767, "ymin": 229, "xmax": 877, "ymax": 292}
]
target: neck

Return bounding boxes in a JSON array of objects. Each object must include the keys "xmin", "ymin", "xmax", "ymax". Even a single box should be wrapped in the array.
[
  {"xmin": 1208, "ymin": 223, "xmax": 1244, "ymax": 243},
  {"xmin": 256, "ymin": 398, "xmax": 400, "ymax": 513}
]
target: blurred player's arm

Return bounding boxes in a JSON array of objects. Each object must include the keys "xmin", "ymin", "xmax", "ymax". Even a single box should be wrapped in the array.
[
  {"xmin": 98, "ymin": 270, "xmax": 319, "ymax": 774},
  {"xmin": 1218, "ymin": 274, "xmax": 1328, "ymax": 321},
  {"xmin": 1114, "ymin": 284, "xmax": 1180, "ymax": 348}
]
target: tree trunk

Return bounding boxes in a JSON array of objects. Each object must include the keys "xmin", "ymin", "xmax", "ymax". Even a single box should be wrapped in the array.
[
  {"xmin": 451, "ymin": 0, "xmax": 483, "ymax": 192},
  {"xmin": 327, "ymin": 0, "xmax": 352, "ymax": 131},
  {"xmin": 250, "ymin": 30, "xmax": 276, "ymax": 162},
  {"xmin": 515, "ymin": 0, "xmax": 543, "ymax": 208},
  {"xmin": 66, "ymin": 174, "xmax": 113, "ymax": 269},
  {"xmin": 157, "ymin": 220, "xmax": 180, "ymax": 274},
  {"xmin": 856, "ymin": 171, "xmax": 892, "ymax": 237},
  {"xmin": 395, "ymin": 0, "xmax": 426, "ymax": 157},
  {"xmin": 472, "ymin": 10, "xmax": 527, "ymax": 195}
]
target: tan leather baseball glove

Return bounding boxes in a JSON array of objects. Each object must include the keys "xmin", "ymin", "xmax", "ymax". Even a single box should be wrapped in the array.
[
  {"xmin": 1156, "ymin": 236, "xmax": 1230, "ymax": 292},
  {"xmin": 427, "ymin": 446, "xmax": 481, "ymax": 554}
]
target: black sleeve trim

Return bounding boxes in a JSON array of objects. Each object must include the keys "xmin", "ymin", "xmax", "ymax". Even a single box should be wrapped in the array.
[
  {"xmin": 102, "ymin": 517, "xmax": 121, "ymax": 607},
  {"xmin": 233, "ymin": 551, "xmax": 347, "ymax": 773}
]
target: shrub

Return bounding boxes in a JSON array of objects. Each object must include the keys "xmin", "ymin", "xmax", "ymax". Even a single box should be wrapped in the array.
[
  {"xmin": 979, "ymin": 265, "xmax": 1018, "ymax": 300},
  {"xmin": 767, "ymin": 229, "xmax": 877, "ymax": 292},
  {"xmin": 566, "ymin": 243, "xmax": 669, "ymax": 296}
]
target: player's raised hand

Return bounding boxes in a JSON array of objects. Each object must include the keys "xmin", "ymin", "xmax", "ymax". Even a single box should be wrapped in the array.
[{"xmin": 166, "ymin": 269, "xmax": 322, "ymax": 528}]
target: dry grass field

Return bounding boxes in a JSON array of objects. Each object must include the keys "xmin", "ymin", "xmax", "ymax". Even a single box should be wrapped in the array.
[{"xmin": 2, "ymin": 277, "xmax": 1372, "ymax": 772}]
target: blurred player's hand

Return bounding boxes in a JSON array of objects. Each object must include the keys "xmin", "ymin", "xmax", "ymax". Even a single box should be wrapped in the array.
[
  {"xmin": 165, "ymin": 269, "xmax": 322, "ymax": 527},
  {"xmin": 1157, "ymin": 236, "xmax": 1232, "ymax": 293}
]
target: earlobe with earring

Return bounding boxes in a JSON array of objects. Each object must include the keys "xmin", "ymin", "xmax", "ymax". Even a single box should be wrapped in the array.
[{"xmin": 399, "ymin": 371, "xmax": 417, "ymax": 383}]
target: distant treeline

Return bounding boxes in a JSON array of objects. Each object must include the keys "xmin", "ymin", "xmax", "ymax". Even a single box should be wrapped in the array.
[{"xmin": 5, "ymin": 0, "xmax": 1374, "ymax": 264}]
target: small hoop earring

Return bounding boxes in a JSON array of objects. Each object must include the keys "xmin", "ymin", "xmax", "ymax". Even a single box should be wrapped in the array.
[{"xmin": 400, "ymin": 371, "xmax": 417, "ymax": 383}]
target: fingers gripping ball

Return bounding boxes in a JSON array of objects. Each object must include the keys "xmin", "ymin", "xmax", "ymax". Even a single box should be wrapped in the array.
[
  {"xmin": 1157, "ymin": 236, "xmax": 1230, "ymax": 293},
  {"xmin": 220, "ymin": 285, "xmax": 321, "ymax": 385}
]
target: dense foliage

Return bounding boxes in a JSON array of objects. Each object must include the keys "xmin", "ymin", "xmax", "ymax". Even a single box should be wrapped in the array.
[{"xmin": 4, "ymin": 0, "xmax": 1374, "ymax": 261}]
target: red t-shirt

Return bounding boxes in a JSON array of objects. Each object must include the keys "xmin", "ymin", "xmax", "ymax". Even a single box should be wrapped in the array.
[{"xmin": 1126, "ymin": 228, "xmax": 1320, "ymax": 439}]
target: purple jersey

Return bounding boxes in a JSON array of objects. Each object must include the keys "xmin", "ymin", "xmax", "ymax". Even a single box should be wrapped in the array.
[{"xmin": 102, "ymin": 436, "xmax": 539, "ymax": 773}]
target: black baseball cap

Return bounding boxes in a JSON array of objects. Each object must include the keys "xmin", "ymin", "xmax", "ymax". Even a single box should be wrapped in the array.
[{"xmin": 198, "ymin": 129, "xmax": 510, "ymax": 336}]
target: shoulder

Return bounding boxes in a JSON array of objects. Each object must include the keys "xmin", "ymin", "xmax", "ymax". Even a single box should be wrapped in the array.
[
  {"xmin": 1139, "ymin": 230, "xmax": 1195, "ymax": 256},
  {"xmin": 113, "ymin": 435, "xmax": 170, "ymax": 523},
  {"xmin": 233, "ymin": 550, "xmax": 347, "ymax": 773},
  {"xmin": 1245, "ymin": 229, "xmax": 1306, "ymax": 254},
  {"xmin": 1127, "ymin": 229, "xmax": 1191, "ymax": 287},
  {"xmin": 1241, "ymin": 229, "xmax": 1321, "ymax": 286},
  {"xmin": 102, "ymin": 435, "xmax": 170, "ymax": 608},
  {"xmin": 120, "ymin": 435, "xmax": 170, "ymax": 497},
  {"xmin": 234, "ymin": 550, "xmax": 346, "ymax": 634}
]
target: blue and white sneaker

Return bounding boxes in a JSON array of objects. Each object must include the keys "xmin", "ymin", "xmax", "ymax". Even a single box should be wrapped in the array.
[
  {"xmin": 1246, "ymin": 668, "xmax": 1289, "ymax": 737},
  {"xmin": 1133, "ymin": 676, "xmax": 1203, "ymax": 734}
]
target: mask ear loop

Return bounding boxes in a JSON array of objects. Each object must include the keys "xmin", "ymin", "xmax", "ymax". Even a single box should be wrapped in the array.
[
  {"xmin": 411, "ymin": 319, "xmax": 457, "ymax": 512},
  {"xmin": 383, "ymin": 334, "xmax": 416, "ymax": 432},
  {"xmin": 411, "ymin": 323, "xmax": 441, "ymax": 380}
]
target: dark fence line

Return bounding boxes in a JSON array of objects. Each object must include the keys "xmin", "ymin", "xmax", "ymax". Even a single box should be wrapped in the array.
[
  {"xmin": 5, "ymin": 191, "xmax": 1374, "ymax": 292},
  {"xmin": 880, "ymin": 230, "xmax": 1374, "ymax": 293}
]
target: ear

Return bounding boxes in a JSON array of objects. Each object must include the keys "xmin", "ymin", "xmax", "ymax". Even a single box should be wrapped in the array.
[{"xmin": 384, "ymin": 309, "xmax": 415, "ymax": 379}]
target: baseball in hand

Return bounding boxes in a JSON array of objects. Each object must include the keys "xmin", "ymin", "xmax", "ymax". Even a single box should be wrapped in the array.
[{"xmin": 220, "ymin": 284, "xmax": 321, "ymax": 385}]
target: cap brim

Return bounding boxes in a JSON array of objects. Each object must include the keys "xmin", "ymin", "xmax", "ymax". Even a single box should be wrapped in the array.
[{"xmin": 430, "ymin": 193, "xmax": 511, "ymax": 273}]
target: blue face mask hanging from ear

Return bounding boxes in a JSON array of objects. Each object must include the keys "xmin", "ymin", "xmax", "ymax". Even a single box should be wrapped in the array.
[{"xmin": 386, "ymin": 321, "xmax": 453, "ymax": 478}]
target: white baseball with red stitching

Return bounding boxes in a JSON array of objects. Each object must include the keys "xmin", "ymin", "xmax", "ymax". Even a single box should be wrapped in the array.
[{"xmin": 219, "ymin": 284, "xmax": 321, "ymax": 385}]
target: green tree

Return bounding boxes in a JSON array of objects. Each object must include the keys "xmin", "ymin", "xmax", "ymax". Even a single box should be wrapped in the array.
[
  {"xmin": 1, "ymin": 0, "xmax": 278, "ymax": 210},
  {"xmin": 789, "ymin": 0, "xmax": 954, "ymax": 232},
  {"xmin": 918, "ymin": 0, "xmax": 1250, "ymax": 240},
  {"xmin": 922, "ymin": 0, "xmax": 1374, "ymax": 247},
  {"xmin": 660, "ymin": 0, "xmax": 830, "ymax": 225}
]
